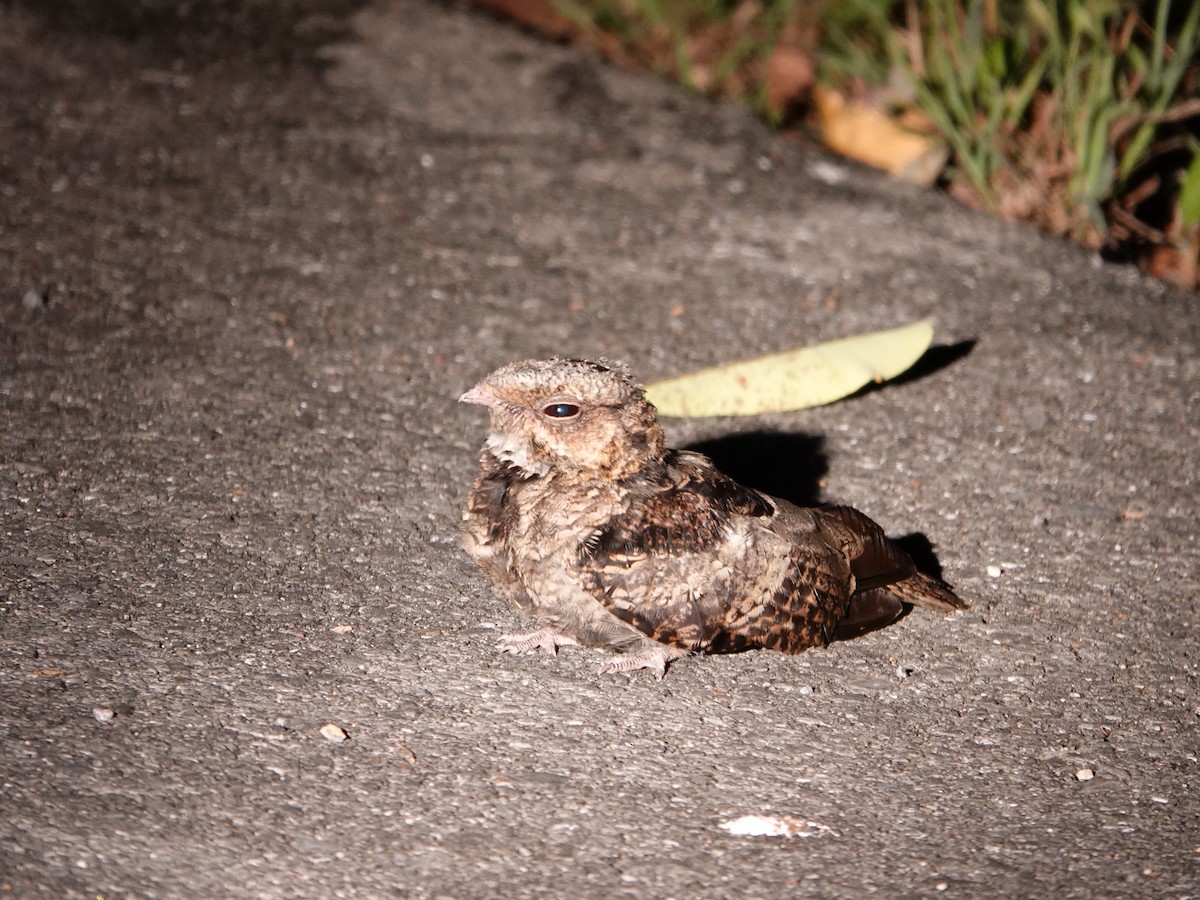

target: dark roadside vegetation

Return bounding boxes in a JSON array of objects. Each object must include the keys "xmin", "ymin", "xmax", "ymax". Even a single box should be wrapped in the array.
[{"xmin": 474, "ymin": 0, "xmax": 1200, "ymax": 291}]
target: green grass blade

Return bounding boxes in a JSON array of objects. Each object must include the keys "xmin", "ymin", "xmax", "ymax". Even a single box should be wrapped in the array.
[{"xmin": 1180, "ymin": 142, "xmax": 1200, "ymax": 225}]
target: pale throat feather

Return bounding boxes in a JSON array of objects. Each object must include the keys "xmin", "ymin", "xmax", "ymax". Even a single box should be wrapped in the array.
[{"xmin": 486, "ymin": 429, "xmax": 552, "ymax": 477}]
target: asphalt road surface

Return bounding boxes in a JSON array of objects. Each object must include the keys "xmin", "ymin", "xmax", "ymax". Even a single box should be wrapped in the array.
[{"xmin": 2, "ymin": 1, "xmax": 1197, "ymax": 896}]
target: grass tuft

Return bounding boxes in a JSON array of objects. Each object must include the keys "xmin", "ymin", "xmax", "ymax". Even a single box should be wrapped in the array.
[{"xmin": 539, "ymin": 0, "xmax": 1200, "ymax": 287}]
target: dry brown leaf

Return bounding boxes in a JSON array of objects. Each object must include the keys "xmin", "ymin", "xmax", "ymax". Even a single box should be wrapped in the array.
[
  {"xmin": 813, "ymin": 85, "xmax": 946, "ymax": 186},
  {"xmin": 765, "ymin": 46, "xmax": 814, "ymax": 118},
  {"xmin": 472, "ymin": 0, "xmax": 576, "ymax": 41}
]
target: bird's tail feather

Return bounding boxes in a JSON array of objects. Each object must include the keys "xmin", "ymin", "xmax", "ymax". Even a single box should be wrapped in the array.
[
  {"xmin": 813, "ymin": 505, "xmax": 968, "ymax": 613},
  {"xmin": 885, "ymin": 571, "xmax": 967, "ymax": 611}
]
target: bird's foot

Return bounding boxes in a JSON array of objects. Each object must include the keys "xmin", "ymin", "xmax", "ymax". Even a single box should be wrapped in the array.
[
  {"xmin": 598, "ymin": 646, "xmax": 688, "ymax": 681},
  {"xmin": 497, "ymin": 627, "xmax": 579, "ymax": 656}
]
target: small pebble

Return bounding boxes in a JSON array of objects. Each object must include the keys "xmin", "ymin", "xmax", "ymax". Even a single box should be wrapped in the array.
[
  {"xmin": 92, "ymin": 707, "xmax": 115, "ymax": 722},
  {"xmin": 22, "ymin": 288, "xmax": 45, "ymax": 310},
  {"xmin": 720, "ymin": 815, "xmax": 831, "ymax": 838},
  {"xmin": 798, "ymin": 685, "xmax": 814, "ymax": 695},
  {"xmin": 809, "ymin": 160, "xmax": 848, "ymax": 185},
  {"xmin": 987, "ymin": 565, "xmax": 1002, "ymax": 578},
  {"xmin": 1075, "ymin": 768, "xmax": 1094, "ymax": 782},
  {"xmin": 895, "ymin": 665, "xmax": 914, "ymax": 679},
  {"xmin": 320, "ymin": 723, "xmax": 348, "ymax": 743}
]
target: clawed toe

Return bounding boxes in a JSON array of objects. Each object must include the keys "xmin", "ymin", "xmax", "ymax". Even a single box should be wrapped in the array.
[
  {"xmin": 598, "ymin": 646, "xmax": 687, "ymax": 680},
  {"xmin": 497, "ymin": 627, "xmax": 579, "ymax": 656},
  {"xmin": 495, "ymin": 629, "xmax": 686, "ymax": 679}
]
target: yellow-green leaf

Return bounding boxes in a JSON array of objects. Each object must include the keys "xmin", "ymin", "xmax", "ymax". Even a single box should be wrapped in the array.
[{"xmin": 645, "ymin": 320, "xmax": 934, "ymax": 417}]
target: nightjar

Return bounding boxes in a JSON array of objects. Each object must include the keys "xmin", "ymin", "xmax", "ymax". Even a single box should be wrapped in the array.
[{"xmin": 461, "ymin": 357, "xmax": 965, "ymax": 678}]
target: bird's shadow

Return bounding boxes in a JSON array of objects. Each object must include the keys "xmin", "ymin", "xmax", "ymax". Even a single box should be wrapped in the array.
[
  {"xmin": 686, "ymin": 430, "xmax": 828, "ymax": 508},
  {"xmin": 684, "ymin": 430, "xmax": 953, "ymax": 646},
  {"xmin": 683, "ymin": 339, "xmax": 976, "ymax": 504}
]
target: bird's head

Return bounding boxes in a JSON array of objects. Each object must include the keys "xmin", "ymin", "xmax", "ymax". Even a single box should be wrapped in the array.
[{"xmin": 460, "ymin": 358, "xmax": 666, "ymax": 479}]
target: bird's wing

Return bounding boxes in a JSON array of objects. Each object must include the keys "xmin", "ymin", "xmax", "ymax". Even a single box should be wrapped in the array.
[
  {"xmin": 810, "ymin": 505, "xmax": 966, "ymax": 611},
  {"xmin": 578, "ymin": 453, "xmax": 855, "ymax": 653},
  {"xmin": 809, "ymin": 505, "xmax": 916, "ymax": 591}
]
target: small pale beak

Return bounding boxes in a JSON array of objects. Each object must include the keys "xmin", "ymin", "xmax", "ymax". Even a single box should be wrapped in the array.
[{"xmin": 459, "ymin": 382, "xmax": 500, "ymax": 408}]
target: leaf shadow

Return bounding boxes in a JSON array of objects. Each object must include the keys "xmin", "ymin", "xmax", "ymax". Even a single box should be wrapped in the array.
[{"xmin": 847, "ymin": 339, "xmax": 977, "ymax": 401}]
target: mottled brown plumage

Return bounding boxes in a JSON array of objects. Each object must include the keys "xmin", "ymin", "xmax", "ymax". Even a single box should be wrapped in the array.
[{"xmin": 460, "ymin": 357, "xmax": 966, "ymax": 678}]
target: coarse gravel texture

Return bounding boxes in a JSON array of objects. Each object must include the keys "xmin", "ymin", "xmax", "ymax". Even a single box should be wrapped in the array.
[{"xmin": 1, "ymin": 1, "xmax": 1197, "ymax": 897}]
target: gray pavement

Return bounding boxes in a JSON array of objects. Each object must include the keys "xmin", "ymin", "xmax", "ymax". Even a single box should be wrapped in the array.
[{"xmin": 2, "ymin": 1, "xmax": 1197, "ymax": 896}]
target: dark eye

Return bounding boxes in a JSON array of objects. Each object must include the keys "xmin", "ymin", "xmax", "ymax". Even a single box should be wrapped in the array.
[{"xmin": 542, "ymin": 402, "xmax": 581, "ymax": 419}]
